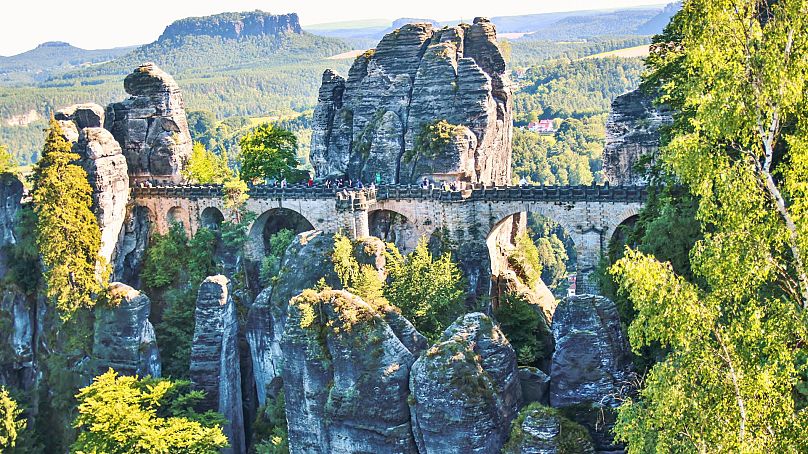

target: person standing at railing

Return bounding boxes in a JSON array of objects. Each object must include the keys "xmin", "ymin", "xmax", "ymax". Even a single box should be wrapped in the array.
[
  {"xmin": 519, "ymin": 176, "xmax": 527, "ymax": 187},
  {"xmin": 375, "ymin": 172, "xmax": 382, "ymax": 186}
]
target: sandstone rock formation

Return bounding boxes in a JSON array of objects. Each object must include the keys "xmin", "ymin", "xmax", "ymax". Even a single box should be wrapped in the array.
[
  {"xmin": 113, "ymin": 205, "xmax": 152, "ymax": 286},
  {"xmin": 92, "ymin": 283, "xmax": 160, "ymax": 377},
  {"xmin": 190, "ymin": 275, "xmax": 245, "ymax": 454},
  {"xmin": 519, "ymin": 367, "xmax": 550, "ymax": 406},
  {"xmin": 158, "ymin": 11, "xmax": 302, "ymax": 41},
  {"xmin": 0, "ymin": 173, "xmax": 23, "ymax": 250},
  {"xmin": 409, "ymin": 312, "xmax": 522, "ymax": 453},
  {"xmin": 246, "ymin": 231, "xmax": 341, "ymax": 406},
  {"xmin": 282, "ymin": 289, "xmax": 420, "ymax": 453},
  {"xmin": 503, "ymin": 403, "xmax": 595, "ymax": 454},
  {"xmin": 604, "ymin": 89, "xmax": 672, "ymax": 185},
  {"xmin": 311, "ymin": 18, "xmax": 512, "ymax": 185},
  {"xmin": 72, "ymin": 127, "xmax": 130, "ymax": 265},
  {"xmin": 105, "ymin": 63, "xmax": 192, "ymax": 182},
  {"xmin": 549, "ymin": 295, "xmax": 630, "ymax": 408}
]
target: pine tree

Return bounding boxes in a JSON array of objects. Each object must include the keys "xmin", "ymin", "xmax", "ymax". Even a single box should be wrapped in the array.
[{"xmin": 32, "ymin": 118, "xmax": 106, "ymax": 317}]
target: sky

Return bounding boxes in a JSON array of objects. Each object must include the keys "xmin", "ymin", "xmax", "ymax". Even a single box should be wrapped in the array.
[{"xmin": 0, "ymin": 0, "xmax": 665, "ymax": 56}]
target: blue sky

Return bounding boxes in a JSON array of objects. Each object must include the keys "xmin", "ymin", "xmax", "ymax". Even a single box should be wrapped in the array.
[{"xmin": 0, "ymin": 0, "xmax": 666, "ymax": 55}]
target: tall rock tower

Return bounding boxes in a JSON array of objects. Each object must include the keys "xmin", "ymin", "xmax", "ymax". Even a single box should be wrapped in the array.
[
  {"xmin": 311, "ymin": 18, "xmax": 512, "ymax": 185},
  {"xmin": 105, "ymin": 63, "xmax": 193, "ymax": 183}
]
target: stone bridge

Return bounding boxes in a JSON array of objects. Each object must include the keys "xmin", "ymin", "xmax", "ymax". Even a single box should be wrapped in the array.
[{"xmin": 131, "ymin": 184, "xmax": 646, "ymax": 294}]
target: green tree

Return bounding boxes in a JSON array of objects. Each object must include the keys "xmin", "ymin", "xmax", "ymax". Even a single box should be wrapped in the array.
[
  {"xmin": 182, "ymin": 142, "xmax": 231, "ymax": 184},
  {"xmin": 0, "ymin": 387, "xmax": 26, "ymax": 450},
  {"xmin": 384, "ymin": 239, "xmax": 466, "ymax": 341},
  {"xmin": 0, "ymin": 144, "xmax": 15, "ymax": 174},
  {"xmin": 494, "ymin": 295, "xmax": 546, "ymax": 366},
  {"xmin": 610, "ymin": 1, "xmax": 808, "ymax": 451},
  {"xmin": 72, "ymin": 370, "xmax": 228, "ymax": 453},
  {"xmin": 252, "ymin": 390, "xmax": 289, "ymax": 454},
  {"xmin": 238, "ymin": 123, "xmax": 299, "ymax": 183},
  {"xmin": 32, "ymin": 118, "xmax": 105, "ymax": 317}
]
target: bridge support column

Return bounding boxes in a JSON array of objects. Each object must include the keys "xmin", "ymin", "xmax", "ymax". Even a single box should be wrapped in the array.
[
  {"xmin": 336, "ymin": 191, "xmax": 371, "ymax": 239},
  {"xmin": 571, "ymin": 229, "xmax": 605, "ymax": 295}
]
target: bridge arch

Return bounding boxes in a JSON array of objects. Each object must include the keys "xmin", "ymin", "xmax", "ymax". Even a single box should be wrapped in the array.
[
  {"xmin": 246, "ymin": 207, "xmax": 315, "ymax": 259},
  {"xmin": 166, "ymin": 206, "xmax": 190, "ymax": 234},
  {"xmin": 200, "ymin": 207, "xmax": 225, "ymax": 231},
  {"xmin": 368, "ymin": 209, "xmax": 419, "ymax": 253}
]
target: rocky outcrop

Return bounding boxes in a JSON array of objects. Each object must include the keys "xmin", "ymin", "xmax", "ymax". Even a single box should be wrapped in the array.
[
  {"xmin": 246, "ymin": 231, "xmax": 342, "ymax": 406},
  {"xmin": 0, "ymin": 173, "xmax": 23, "ymax": 250},
  {"xmin": 311, "ymin": 18, "xmax": 512, "ymax": 185},
  {"xmin": 158, "ymin": 11, "xmax": 302, "ymax": 42},
  {"xmin": 72, "ymin": 127, "xmax": 129, "ymax": 265},
  {"xmin": 92, "ymin": 283, "xmax": 160, "ymax": 377},
  {"xmin": 604, "ymin": 89, "xmax": 671, "ymax": 185},
  {"xmin": 105, "ymin": 63, "xmax": 192, "ymax": 182},
  {"xmin": 282, "ymin": 289, "xmax": 420, "ymax": 453},
  {"xmin": 55, "ymin": 103, "xmax": 106, "ymax": 143},
  {"xmin": 519, "ymin": 367, "xmax": 550, "ymax": 406},
  {"xmin": 409, "ymin": 312, "xmax": 522, "ymax": 453},
  {"xmin": 503, "ymin": 403, "xmax": 595, "ymax": 454},
  {"xmin": 549, "ymin": 295, "xmax": 630, "ymax": 408},
  {"xmin": 113, "ymin": 205, "xmax": 152, "ymax": 286},
  {"xmin": 190, "ymin": 275, "xmax": 245, "ymax": 454}
]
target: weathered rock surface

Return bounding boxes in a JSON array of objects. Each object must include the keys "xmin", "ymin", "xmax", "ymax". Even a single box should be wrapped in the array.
[
  {"xmin": 519, "ymin": 367, "xmax": 551, "ymax": 406},
  {"xmin": 72, "ymin": 127, "xmax": 129, "ymax": 265},
  {"xmin": 158, "ymin": 11, "xmax": 302, "ymax": 41},
  {"xmin": 92, "ymin": 283, "xmax": 160, "ymax": 377},
  {"xmin": 113, "ymin": 205, "xmax": 152, "ymax": 286},
  {"xmin": 0, "ymin": 173, "xmax": 23, "ymax": 250},
  {"xmin": 55, "ymin": 103, "xmax": 105, "ymax": 128},
  {"xmin": 105, "ymin": 63, "xmax": 192, "ymax": 182},
  {"xmin": 246, "ymin": 231, "xmax": 341, "ymax": 406},
  {"xmin": 312, "ymin": 17, "xmax": 512, "ymax": 185},
  {"xmin": 409, "ymin": 312, "xmax": 522, "ymax": 453},
  {"xmin": 282, "ymin": 289, "xmax": 420, "ymax": 453},
  {"xmin": 190, "ymin": 275, "xmax": 245, "ymax": 454},
  {"xmin": 549, "ymin": 295, "xmax": 630, "ymax": 408},
  {"xmin": 503, "ymin": 403, "xmax": 595, "ymax": 454},
  {"xmin": 604, "ymin": 89, "xmax": 671, "ymax": 185}
]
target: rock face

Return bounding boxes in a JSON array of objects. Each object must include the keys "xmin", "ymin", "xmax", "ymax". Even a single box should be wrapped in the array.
[
  {"xmin": 503, "ymin": 404, "xmax": 595, "ymax": 454},
  {"xmin": 246, "ymin": 231, "xmax": 342, "ymax": 406},
  {"xmin": 190, "ymin": 275, "xmax": 245, "ymax": 454},
  {"xmin": 0, "ymin": 173, "xmax": 23, "ymax": 250},
  {"xmin": 311, "ymin": 18, "xmax": 512, "ymax": 185},
  {"xmin": 604, "ymin": 89, "xmax": 671, "ymax": 185},
  {"xmin": 105, "ymin": 63, "xmax": 192, "ymax": 182},
  {"xmin": 113, "ymin": 205, "xmax": 152, "ymax": 286},
  {"xmin": 409, "ymin": 312, "xmax": 522, "ymax": 453},
  {"xmin": 282, "ymin": 289, "xmax": 420, "ymax": 454},
  {"xmin": 158, "ymin": 11, "xmax": 302, "ymax": 41},
  {"xmin": 519, "ymin": 367, "xmax": 550, "ymax": 406},
  {"xmin": 92, "ymin": 283, "xmax": 160, "ymax": 377},
  {"xmin": 72, "ymin": 127, "xmax": 130, "ymax": 265},
  {"xmin": 549, "ymin": 295, "xmax": 630, "ymax": 408}
]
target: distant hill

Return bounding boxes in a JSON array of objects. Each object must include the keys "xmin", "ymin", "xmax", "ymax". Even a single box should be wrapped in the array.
[
  {"xmin": 0, "ymin": 41, "xmax": 136, "ymax": 85},
  {"xmin": 634, "ymin": 2, "xmax": 681, "ymax": 35},
  {"xmin": 0, "ymin": 10, "xmax": 353, "ymax": 165}
]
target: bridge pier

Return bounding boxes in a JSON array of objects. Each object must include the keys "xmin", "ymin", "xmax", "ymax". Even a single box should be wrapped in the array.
[{"xmin": 336, "ymin": 190, "xmax": 373, "ymax": 239}]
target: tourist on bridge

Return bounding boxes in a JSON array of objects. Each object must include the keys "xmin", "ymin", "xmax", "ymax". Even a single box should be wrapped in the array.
[
  {"xmin": 280, "ymin": 178, "xmax": 287, "ymax": 188},
  {"xmin": 519, "ymin": 176, "xmax": 528, "ymax": 187},
  {"xmin": 307, "ymin": 178, "xmax": 314, "ymax": 187},
  {"xmin": 375, "ymin": 173, "xmax": 382, "ymax": 186},
  {"xmin": 356, "ymin": 180, "xmax": 364, "ymax": 189}
]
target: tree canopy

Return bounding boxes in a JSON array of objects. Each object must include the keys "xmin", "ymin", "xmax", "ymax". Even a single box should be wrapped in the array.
[
  {"xmin": 0, "ymin": 387, "xmax": 26, "ymax": 450},
  {"xmin": 31, "ymin": 118, "xmax": 106, "ymax": 316},
  {"xmin": 609, "ymin": 1, "xmax": 808, "ymax": 451},
  {"xmin": 238, "ymin": 123, "xmax": 300, "ymax": 183},
  {"xmin": 72, "ymin": 370, "xmax": 228, "ymax": 454}
]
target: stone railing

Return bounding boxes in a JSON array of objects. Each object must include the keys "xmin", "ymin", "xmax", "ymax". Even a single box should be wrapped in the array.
[{"xmin": 132, "ymin": 183, "xmax": 648, "ymax": 204}]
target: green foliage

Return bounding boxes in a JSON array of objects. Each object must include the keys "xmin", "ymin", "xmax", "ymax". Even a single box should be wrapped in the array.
[
  {"xmin": 507, "ymin": 231, "xmax": 543, "ymax": 288},
  {"xmin": 252, "ymin": 391, "xmax": 289, "ymax": 454},
  {"xmin": 238, "ymin": 123, "xmax": 299, "ymax": 183},
  {"xmin": 0, "ymin": 387, "xmax": 26, "ymax": 450},
  {"xmin": 330, "ymin": 234, "xmax": 387, "ymax": 308},
  {"xmin": 260, "ymin": 229, "xmax": 295, "ymax": 287},
  {"xmin": 512, "ymin": 118, "xmax": 606, "ymax": 186},
  {"xmin": 609, "ymin": 2, "xmax": 808, "ymax": 450},
  {"xmin": 509, "ymin": 36, "xmax": 650, "ymax": 68},
  {"xmin": 72, "ymin": 370, "xmax": 228, "ymax": 454},
  {"xmin": 182, "ymin": 142, "xmax": 231, "ymax": 184},
  {"xmin": 493, "ymin": 295, "xmax": 546, "ymax": 367},
  {"xmin": 406, "ymin": 120, "xmax": 466, "ymax": 163},
  {"xmin": 0, "ymin": 144, "xmax": 15, "ymax": 174},
  {"xmin": 384, "ymin": 239, "xmax": 466, "ymax": 341},
  {"xmin": 31, "ymin": 118, "xmax": 106, "ymax": 317},
  {"xmin": 141, "ymin": 224, "xmax": 217, "ymax": 378}
]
